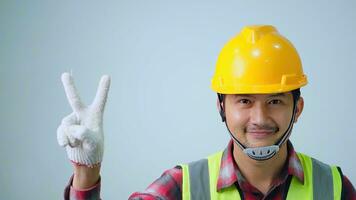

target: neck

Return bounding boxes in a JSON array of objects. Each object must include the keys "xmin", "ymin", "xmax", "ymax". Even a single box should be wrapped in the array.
[{"xmin": 233, "ymin": 142, "xmax": 288, "ymax": 194}]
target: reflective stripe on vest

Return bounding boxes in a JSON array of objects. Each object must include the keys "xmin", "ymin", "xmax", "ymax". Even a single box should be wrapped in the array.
[{"xmin": 180, "ymin": 151, "xmax": 342, "ymax": 200}]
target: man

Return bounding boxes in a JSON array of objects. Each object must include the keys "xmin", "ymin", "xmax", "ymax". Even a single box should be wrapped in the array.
[{"xmin": 58, "ymin": 25, "xmax": 355, "ymax": 199}]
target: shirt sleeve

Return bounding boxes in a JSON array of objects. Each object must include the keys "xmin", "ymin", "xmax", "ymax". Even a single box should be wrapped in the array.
[
  {"xmin": 64, "ymin": 174, "xmax": 101, "ymax": 200},
  {"xmin": 63, "ymin": 166, "xmax": 182, "ymax": 200},
  {"xmin": 128, "ymin": 166, "xmax": 183, "ymax": 200},
  {"xmin": 342, "ymin": 175, "xmax": 356, "ymax": 200}
]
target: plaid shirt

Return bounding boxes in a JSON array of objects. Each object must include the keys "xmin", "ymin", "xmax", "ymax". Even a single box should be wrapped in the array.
[{"xmin": 65, "ymin": 140, "xmax": 356, "ymax": 200}]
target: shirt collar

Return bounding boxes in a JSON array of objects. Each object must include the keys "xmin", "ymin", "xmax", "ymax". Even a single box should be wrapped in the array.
[{"xmin": 217, "ymin": 139, "xmax": 304, "ymax": 191}]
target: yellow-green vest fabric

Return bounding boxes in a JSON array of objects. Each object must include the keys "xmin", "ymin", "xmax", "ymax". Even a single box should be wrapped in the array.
[{"xmin": 180, "ymin": 151, "xmax": 342, "ymax": 200}]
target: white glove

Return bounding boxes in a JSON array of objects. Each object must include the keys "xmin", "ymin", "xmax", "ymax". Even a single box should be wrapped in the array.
[{"xmin": 57, "ymin": 72, "xmax": 111, "ymax": 167}]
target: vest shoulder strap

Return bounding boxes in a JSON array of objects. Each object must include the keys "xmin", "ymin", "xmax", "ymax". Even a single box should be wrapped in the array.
[
  {"xmin": 180, "ymin": 151, "xmax": 241, "ymax": 200},
  {"xmin": 287, "ymin": 153, "xmax": 342, "ymax": 200}
]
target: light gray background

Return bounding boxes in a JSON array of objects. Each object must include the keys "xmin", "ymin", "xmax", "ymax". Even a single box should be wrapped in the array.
[{"xmin": 1, "ymin": 0, "xmax": 355, "ymax": 199}]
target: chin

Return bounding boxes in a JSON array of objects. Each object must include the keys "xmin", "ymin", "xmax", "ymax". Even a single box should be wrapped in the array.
[
  {"xmin": 246, "ymin": 139, "xmax": 276, "ymax": 148},
  {"xmin": 245, "ymin": 133, "xmax": 281, "ymax": 148}
]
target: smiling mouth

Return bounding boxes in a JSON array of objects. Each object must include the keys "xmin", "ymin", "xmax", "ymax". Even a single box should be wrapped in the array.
[{"xmin": 247, "ymin": 130, "xmax": 275, "ymax": 139}]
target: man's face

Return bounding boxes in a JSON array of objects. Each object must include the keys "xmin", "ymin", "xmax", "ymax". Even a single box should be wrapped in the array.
[{"xmin": 219, "ymin": 92, "xmax": 304, "ymax": 148}]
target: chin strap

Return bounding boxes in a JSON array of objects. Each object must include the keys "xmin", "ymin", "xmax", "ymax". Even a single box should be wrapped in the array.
[{"xmin": 218, "ymin": 93, "xmax": 297, "ymax": 161}]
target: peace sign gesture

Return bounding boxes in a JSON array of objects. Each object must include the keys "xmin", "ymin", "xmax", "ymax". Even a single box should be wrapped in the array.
[{"xmin": 57, "ymin": 72, "xmax": 111, "ymax": 167}]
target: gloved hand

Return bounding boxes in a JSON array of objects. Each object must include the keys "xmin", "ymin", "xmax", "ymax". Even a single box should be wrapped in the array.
[{"xmin": 57, "ymin": 72, "xmax": 111, "ymax": 167}]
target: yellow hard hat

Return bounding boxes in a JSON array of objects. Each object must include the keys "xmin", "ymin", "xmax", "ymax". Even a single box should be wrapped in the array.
[{"xmin": 211, "ymin": 25, "xmax": 308, "ymax": 94}]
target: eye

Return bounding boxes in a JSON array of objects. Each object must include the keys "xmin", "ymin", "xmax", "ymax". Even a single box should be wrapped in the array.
[
  {"xmin": 269, "ymin": 99, "xmax": 282, "ymax": 105},
  {"xmin": 238, "ymin": 99, "xmax": 251, "ymax": 104}
]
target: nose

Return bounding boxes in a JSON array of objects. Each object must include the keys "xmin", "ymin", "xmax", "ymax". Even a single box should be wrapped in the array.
[{"xmin": 250, "ymin": 102, "xmax": 269, "ymax": 126}]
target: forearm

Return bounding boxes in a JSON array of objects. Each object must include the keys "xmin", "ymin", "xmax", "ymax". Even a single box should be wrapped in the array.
[{"xmin": 64, "ymin": 172, "xmax": 101, "ymax": 200}]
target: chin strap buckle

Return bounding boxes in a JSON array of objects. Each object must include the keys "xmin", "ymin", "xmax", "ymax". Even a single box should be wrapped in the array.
[{"xmin": 243, "ymin": 145, "xmax": 280, "ymax": 161}]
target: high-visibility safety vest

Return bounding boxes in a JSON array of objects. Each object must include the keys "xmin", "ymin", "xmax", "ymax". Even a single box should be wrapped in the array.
[{"xmin": 180, "ymin": 151, "xmax": 343, "ymax": 200}]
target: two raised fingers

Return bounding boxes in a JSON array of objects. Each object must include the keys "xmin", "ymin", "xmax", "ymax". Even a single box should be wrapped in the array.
[{"xmin": 61, "ymin": 72, "xmax": 111, "ymax": 114}]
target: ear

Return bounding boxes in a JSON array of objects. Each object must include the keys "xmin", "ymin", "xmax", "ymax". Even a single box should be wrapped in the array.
[
  {"xmin": 216, "ymin": 96, "xmax": 226, "ymax": 122},
  {"xmin": 216, "ymin": 98, "xmax": 221, "ymax": 112},
  {"xmin": 216, "ymin": 97, "xmax": 224, "ymax": 112},
  {"xmin": 294, "ymin": 96, "xmax": 304, "ymax": 123}
]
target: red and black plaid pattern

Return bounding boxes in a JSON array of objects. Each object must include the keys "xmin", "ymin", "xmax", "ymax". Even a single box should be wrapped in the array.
[{"xmin": 65, "ymin": 140, "xmax": 355, "ymax": 200}]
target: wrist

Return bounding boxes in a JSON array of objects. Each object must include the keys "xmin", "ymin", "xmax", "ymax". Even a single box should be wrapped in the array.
[{"xmin": 72, "ymin": 163, "xmax": 101, "ymax": 190}]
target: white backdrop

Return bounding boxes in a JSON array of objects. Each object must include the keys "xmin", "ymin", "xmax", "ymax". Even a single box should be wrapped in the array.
[{"xmin": 0, "ymin": 0, "xmax": 355, "ymax": 199}]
